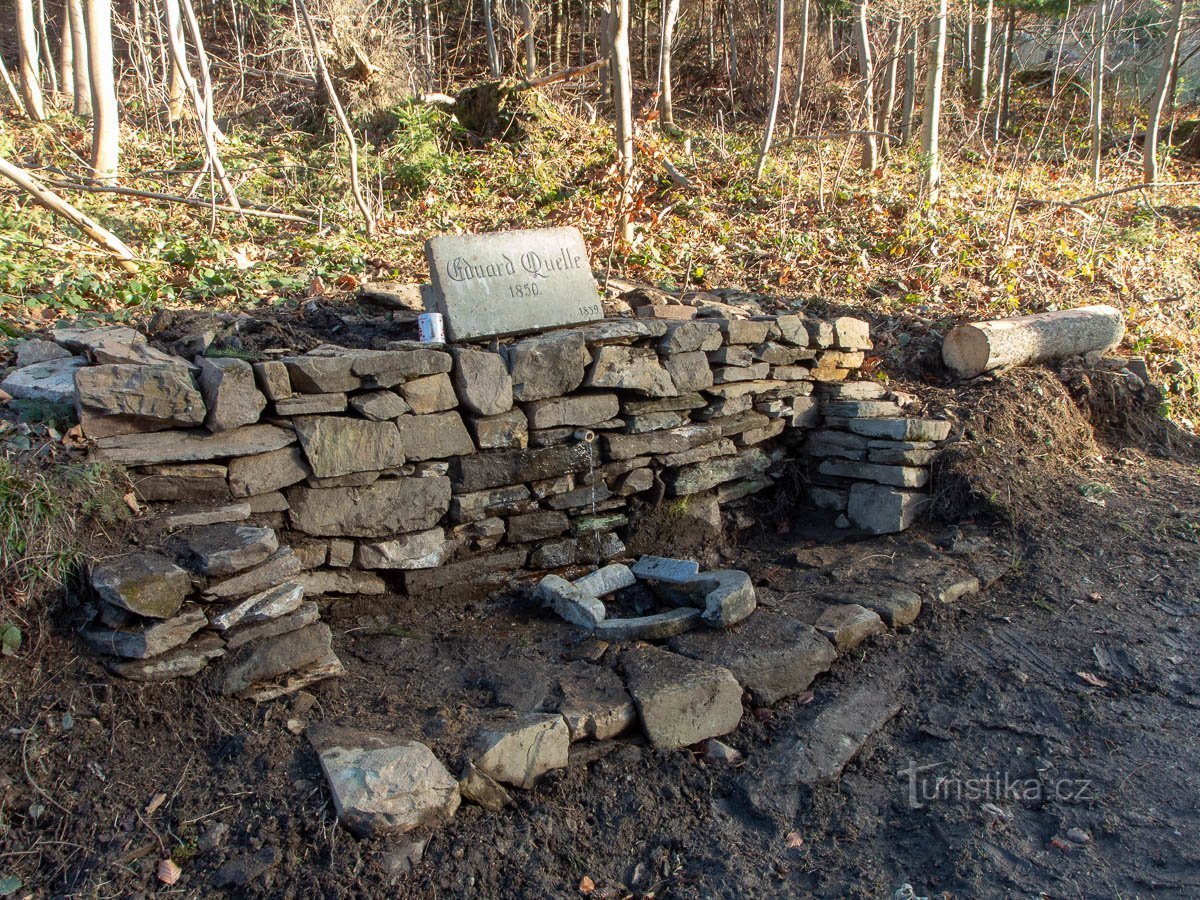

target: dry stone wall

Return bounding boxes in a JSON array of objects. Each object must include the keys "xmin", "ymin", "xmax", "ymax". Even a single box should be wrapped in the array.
[{"xmin": 2, "ymin": 314, "xmax": 953, "ymax": 690}]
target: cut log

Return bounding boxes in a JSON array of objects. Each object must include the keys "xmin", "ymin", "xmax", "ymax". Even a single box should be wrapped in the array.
[{"xmin": 942, "ymin": 305, "xmax": 1124, "ymax": 378}]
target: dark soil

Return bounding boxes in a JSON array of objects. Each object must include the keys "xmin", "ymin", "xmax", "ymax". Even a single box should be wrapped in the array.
[{"xmin": 2, "ymin": 368, "xmax": 1199, "ymax": 898}]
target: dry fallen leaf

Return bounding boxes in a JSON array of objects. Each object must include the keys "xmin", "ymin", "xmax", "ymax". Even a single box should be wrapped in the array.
[
  {"xmin": 1077, "ymin": 671, "xmax": 1108, "ymax": 688},
  {"xmin": 123, "ymin": 492, "xmax": 143, "ymax": 515},
  {"xmin": 1087, "ymin": 592, "xmax": 1103, "ymax": 603},
  {"xmin": 785, "ymin": 831, "xmax": 804, "ymax": 849},
  {"xmin": 157, "ymin": 858, "xmax": 182, "ymax": 885},
  {"xmin": 145, "ymin": 792, "xmax": 167, "ymax": 815},
  {"xmin": 578, "ymin": 875, "xmax": 595, "ymax": 894}
]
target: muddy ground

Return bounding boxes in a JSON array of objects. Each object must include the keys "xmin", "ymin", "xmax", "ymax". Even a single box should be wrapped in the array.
[{"xmin": 2, "ymin": 368, "xmax": 1199, "ymax": 899}]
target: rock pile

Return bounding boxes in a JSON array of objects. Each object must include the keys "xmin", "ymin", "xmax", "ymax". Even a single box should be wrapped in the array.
[{"xmin": 84, "ymin": 519, "xmax": 343, "ymax": 698}]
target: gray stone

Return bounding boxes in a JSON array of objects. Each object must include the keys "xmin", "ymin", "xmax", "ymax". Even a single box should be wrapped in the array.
[
  {"xmin": 74, "ymin": 363, "xmax": 205, "ymax": 428},
  {"xmin": 809, "ymin": 486, "xmax": 849, "ymax": 510},
  {"xmin": 452, "ymin": 443, "xmax": 592, "ymax": 492},
  {"xmin": 817, "ymin": 459, "xmax": 929, "ymax": 488},
  {"xmin": 16, "ymin": 339, "xmax": 71, "ymax": 367},
  {"xmin": 669, "ymin": 613, "xmax": 837, "ymax": 707},
  {"xmin": 573, "ymin": 320, "xmax": 668, "ymax": 344},
  {"xmin": 404, "ymin": 548, "xmax": 527, "ymax": 599},
  {"xmin": 545, "ymin": 483, "xmax": 613, "ymax": 509},
  {"xmin": 525, "ymin": 393, "xmax": 619, "ymax": 429},
  {"xmin": 295, "ymin": 569, "xmax": 387, "ymax": 596},
  {"xmin": 450, "ymin": 347, "xmax": 513, "ymax": 416},
  {"xmin": 572, "ymin": 512, "xmax": 628, "ymax": 535},
  {"xmin": 181, "ymin": 524, "xmax": 278, "ymax": 577},
  {"xmin": 660, "ymin": 439, "xmax": 737, "ymax": 468},
  {"xmin": 288, "ymin": 477, "xmax": 451, "ymax": 538},
  {"xmin": 716, "ymin": 318, "xmax": 771, "ymax": 345},
  {"xmin": 451, "ymin": 484, "xmax": 533, "ymax": 522},
  {"xmin": 593, "ymin": 608, "xmax": 701, "ymax": 642},
  {"xmin": 666, "ymin": 447, "xmax": 779, "ymax": 496},
  {"xmin": 659, "ymin": 321, "xmax": 722, "ymax": 354},
  {"xmin": 91, "ymin": 552, "xmax": 191, "ymax": 619},
  {"xmin": 132, "ymin": 463, "xmax": 230, "ymax": 503},
  {"xmin": 853, "ymin": 585, "xmax": 922, "ymax": 626},
  {"xmin": 662, "ymin": 351, "xmax": 714, "ymax": 393},
  {"xmin": 203, "ymin": 547, "xmax": 304, "ymax": 600},
  {"xmin": 295, "ymin": 416, "xmax": 405, "ymax": 479},
  {"xmin": 791, "ymin": 396, "xmax": 820, "ymax": 428},
  {"xmin": 508, "ymin": 331, "xmax": 591, "ymax": 401},
  {"xmin": 772, "ymin": 365, "xmax": 815, "ymax": 381},
  {"xmin": 936, "ymin": 576, "xmax": 981, "ymax": 604},
  {"xmin": 350, "ymin": 390, "xmax": 410, "ymax": 420},
  {"xmin": 823, "ymin": 400, "xmax": 904, "ymax": 419},
  {"xmin": 615, "ymin": 467, "xmax": 654, "ymax": 495},
  {"xmin": 252, "ymin": 360, "xmax": 291, "ymax": 401},
  {"xmin": 631, "ymin": 556, "xmax": 700, "ymax": 584},
  {"xmin": 395, "ymin": 412, "xmax": 474, "ymax": 461},
  {"xmin": 535, "ymin": 574, "xmax": 606, "ymax": 628},
  {"xmin": 585, "ymin": 346, "xmax": 677, "ymax": 397},
  {"xmin": 737, "ymin": 418, "xmax": 785, "ymax": 446},
  {"xmin": 472, "ymin": 713, "xmax": 570, "ymax": 789},
  {"xmin": 621, "ymin": 393, "xmax": 706, "ymax": 416},
  {"xmin": 105, "ymin": 633, "xmax": 225, "ymax": 681},
  {"xmin": 306, "ymin": 470, "xmax": 381, "ymax": 489},
  {"xmin": 274, "ymin": 393, "xmax": 348, "ymax": 416},
  {"xmin": 448, "ymin": 517, "xmax": 506, "ymax": 553},
  {"xmin": 846, "ymin": 483, "xmax": 928, "ymax": 534},
  {"xmin": 707, "ymin": 346, "xmax": 755, "ymax": 366},
  {"xmin": 197, "ymin": 357, "xmax": 267, "ymax": 432},
  {"xmin": 224, "ymin": 602, "xmax": 321, "ymax": 650},
  {"xmin": 847, "ymin": 417, "xmax": 952, "ymax": 442},
  {"xmin": 95, "ymin": 424, "xmax": 296, "ymax": 466},
  {"xmin": 805, "ymin": 318, "xmax": 835, "ymax": 348},
  {"xmin": 459, "ymin": 761, "xmax": 512, "ymax": 812},
  {"xmin": 713, "ymin": 363, "xmax": 770, "ymax": 384},
  {"xmin": 311, "ymin": 729, "xmax": 460, "ymax": 837},
  {"xmin": 507, "ymin": 510, "xmax": 571, "ymax": 543},
  {"xmin": 621, "ymin": 645, "xmax": 743, "ymax": 749},
  {"xmin": 283, "ymin": 355, "xmax": 362, "ymax": 393},
  {"xmin": 774, "ymin": 314, "xmax": 809, "ymax": 346},
  {"xmin": 158, "ymin": 503, "xmax": 251, "ymax": 529},
  {"xmin": 84, "ymin": 604, "xmax": 208, "ymax": 659},
  {"xmin": 221, "ymin": 622, "xmax": 336, "ymax": 696},
  {"xmin": 227, "ymin": 447, "xmax": 310, "ymax": 497},
  {"xmin": 603, "ymin": 423, "xmax": 720, "ymax": 461},
  {"xmin": 328, "ymin": 539, "xmax": 355, "ymax": 567},
  {"xmin": 833, "ymin": 316, "xmax": 872, "ymax": 351},
  {"xmin": 554, "ymin": 668, "xmax": 636, "ymax": 741},
  {"xmin": 397, "ymin": 373, "xmax": 458, "ymax": 414},
  {"xmin": 814, "ymin": 603, "xmax": 885, "ymax": 651},
  {"xmin": 467, "ymin": 408, "xmax": 528, "ymax": 450},
  {"xmin": 678, "ymin": 569, "xmax": 757, "ymax": 628},
  {"xmin": 50, "ymin": 325, "xmax": 171, "ymax": 365},
  {"xmin": 753, "ymin": 342, "xmax": 806, "ymax": 365},
  {"xmin": 210, "ymin": 582, "xmax": 306, "ymax": 632},
  {"xmin": 426, "ymin": 227, "xmax": 601, "ymax": 340},
  {"xmin": 356, "ymin": 528, "xmax": 448, "ymax": 569},
  {"xmin": 574, "ymin": 563, "xmax": 636, "ymax": 596},
  {"xmin": 816, "ymin": 381, "xmax": 888, "ymax": 400}
]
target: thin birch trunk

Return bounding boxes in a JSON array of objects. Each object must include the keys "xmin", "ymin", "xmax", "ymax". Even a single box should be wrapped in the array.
[
  {"xmin": 877, "ymin": 16, "xmax": 902, "ymax": 157},
  {"xmin": 296, "ymin": 0, "xmax": 375, "ymax": 233},
  {"xmin": 37, "ymin": 0, "xmax": 60, "ymax": 97},
  {"xmin": 996, "ymin": 4, "xmax": 1014, "ymax": 135},
  {"xmin": 69, "ymin": 0, "xmax": 91, "ymax": 115},
  {"xmin": 483, "ymin": 0, "xmax": 502, "ymax": 76},
  {"xmin": 521, "ymin": 0, "xmax": 536, "ymax": 78},
  {"xmin": 610, "ymin": 0, "xmax": 635, "ymax": 242},
  {"xmin": 657, "ymin": 0, "xmax": 680, "ymax": 130},
  {"xmin": 1143, "ymin": 0, "xmax": 1183, "ymax": 184},
  {"xmin": 788, "ymin": 0, "xmax": 810, "ymax": 138},
  {"xmin": 853, "ymin": 0, "xmax": 877, "ymax": 171},
  {"xmin": 921, "ymin": 0, "xmax": 948, "ymax": 200},
  {"xmin": 0, "ymin": 56, "xmax": 24, "ymax": 111},
  {"xmin": 1050, "ymin": 0, "xmax": 1069, "ymax": 98},
  {"xmin": 900, "ymin": 23, "xmax": 917, "ymax": 144},
  {"xmin": 1089, "ymin": 0, "xmax": 1107, "ymax": 186},
  {"xmin": 17, "ymin": 0, "xmax": 48, "ymax": 120},
  {"xmin": 85, "ymin": 0, "xmax": 119, "ymax": 181},
  {"xmin": 970, "ymin": 0, "xmax": 990, "ymax": 103},
  {"xmin": 754, "ymin": 0, "xmax": 786, "ymax": 179},
  {"xmin": 61, "ymin": 0, "xmax": 75, "ymax": 105}
]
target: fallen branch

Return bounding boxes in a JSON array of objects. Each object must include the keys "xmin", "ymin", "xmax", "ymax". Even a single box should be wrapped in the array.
[
  {"xmin": 1021, "ymin": 180, "xmax": 1200, "ymax": 211},
  {"xmin": 943, "ymin": 305, "xmax": 1124, "ymax": 378},
  {"xmin": 0, "ymin": 156, "xmax": 140, "ymax": 273},
  {"xmin": 521, "ymin": 58, "xmax": 608, "ymax": 90},
  {"xmin": 44, "ymin": 178, "xmax": 318, "ymax": 224}
]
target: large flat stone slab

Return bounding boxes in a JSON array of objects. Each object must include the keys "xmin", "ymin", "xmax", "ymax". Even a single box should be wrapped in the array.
[
  {"xmin": 426, "ymin": 227, "xmax": 603, "ymax": 341},
  {"xmin": 1, "ymin": 356, "xmax": 86, "ymax": 404},
  {"xmin": 287, "ymin": 477, "xmax": 451, "ymax": 537},
  {"xmin": 90, "ymin": 551, "xmax": 191, "ymax": 619},
  {"xmin": 294, "ymin": 416, "xmax": 405, "ymax": 479},
  {"xmin": 669, "ymin": 612, "xmax": 837, "ymax": 706},
  {"xmin": 94, "ymin": 425, "xmax": 296, "ymax": 466},
  {"xmin": 620, "ymin": 645, "xmax": 743, "ymax": 749}
]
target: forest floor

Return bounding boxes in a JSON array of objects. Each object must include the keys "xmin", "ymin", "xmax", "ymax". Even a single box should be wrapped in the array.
[{"xmin": 2, "ymin": 79, "xmax": 1200, "ymax": 898}]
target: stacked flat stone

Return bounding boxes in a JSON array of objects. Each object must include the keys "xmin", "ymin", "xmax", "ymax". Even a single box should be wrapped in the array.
[
  {"xmin": 804, "ymin": 381, "xmax": 953, "ymax": 533},
  {"xmin": 85, "ymin": 519, "xmax": 343, "ymax": 698}
]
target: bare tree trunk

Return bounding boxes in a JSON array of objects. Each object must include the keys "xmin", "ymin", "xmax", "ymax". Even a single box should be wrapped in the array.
[
  {"xmin": 726, "ymin": 0, "xmax": 738, "ymax": 112},
  {"xmin": 754, "ymin": 0, "xmax": 785, "ymax": 179},
  {"xmin": 996, "ymin": 4, "xmax": 1014, "ymax": 135},
  {"xmin": 598, "ymin": 0, "xmax": 612, "ymax": 100},
  {"xmin": 921, "ymin": 0, "xmax": 948, "ymax": 200},
  {"xmin": 788, "ymin": 0, "xmax": 810, "ymax": 138},
  {"xmin": 877, "ymin": 16, "xmax": 902, "ymax": 157},
  {"xmin": 0, "ymin": 56, "xmax": 25, "ymax": 111},
  {"xmin": 16, "ymin": 0, "xmax": 48, "ymax": 120},
  {"xmin": 60, "ymin": 0, "xmax": 75, "ymax": 105},
  {"xmin": 1144, "ymin": 0, "xmax": 1184, "ymax": 184},
  {"xmin": 37, "ymin": 0, "xmax": 60, "ymax": 98},
  {"xmin": 656, "ymin": 0, "xmax": 680, "ymax": 131},
  {"xmin": 900, "ymin": 22, "xmax": 917, "ymax": 144},
  {"xmin": 521, "ymin": 0, "xmax": 537, "ymax": 78},
  {"xmin": 179, "ymin": 0, "xmax": 226, "ymax": 142},
  {"xmin": 853, "ymin": 0, "xmax": 877, "ymax": 171},
  {"xmin": 69, "ymin": 0, "xmax": 91, "ymax": 115},
  {"xmin": 1089, "ymin": 0, "xmax": 1107, "ymax": 186},
  {"xmin": 484, "ymin": 0, "xmax": 502, "ymax": 76},
  {"xmin": 296, "ymin": 0, "xmax": 375, "ymax": 234},
  {"xmin": 639, "ymin": 0, "xmax": 648, "ymax": 80},
  {"xmin": 963, "ymin": 0, "xmax": 973, "ymax": 80},
  {"xmin": 969, "ymin": 0, "xmax": 990, "ymax": 103},
  {"xmin": 0, "ymin": 155, "xmax": 139, "ymax": 272},
  {"xmin": 1050, "ymin": 0, "xmax": 1070, "ymax": 98},
  {"xmin": 165, "ymin": 0, "xmax": 187, "ymax": 121},
  {"xmin": 610, "ymin": 0, "xmax": 634, "ymax": 241},
  {"xmin": 85, "ymin": 0, "xmax": 119, "ymax": 181}
]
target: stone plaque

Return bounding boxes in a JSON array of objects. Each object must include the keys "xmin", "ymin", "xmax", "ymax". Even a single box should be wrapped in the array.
[{"xmin": 425, "ymin": 227, "xmax": 603, "ymax": 341}]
